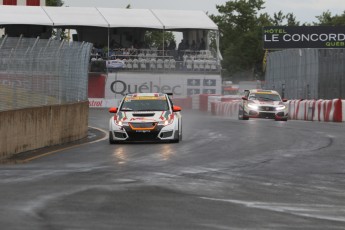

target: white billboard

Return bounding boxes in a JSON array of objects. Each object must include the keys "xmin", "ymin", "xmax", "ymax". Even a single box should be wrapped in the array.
[{"xmin": 105, "ymin": 72, "xmax": 221, "ymax": 99}]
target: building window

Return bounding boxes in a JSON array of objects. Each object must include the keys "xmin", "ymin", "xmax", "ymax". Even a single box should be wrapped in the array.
[
  {"xmin": 26, "ymin": 0, "xmax": 40, "ymax": 5},
  {"xmin": 4, "ymin": 0, "xmax": 17, "ymax": 5}
]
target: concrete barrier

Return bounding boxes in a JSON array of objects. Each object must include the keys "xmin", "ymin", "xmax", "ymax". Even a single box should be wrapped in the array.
[{"xmin": 0, "ymin": 101, "xmax": 89, "ymax": 161}]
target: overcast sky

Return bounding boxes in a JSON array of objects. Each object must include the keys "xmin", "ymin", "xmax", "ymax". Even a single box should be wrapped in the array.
[{"xmin": 62, "ymin": 0, "xmax": 344, "ymax": 24}]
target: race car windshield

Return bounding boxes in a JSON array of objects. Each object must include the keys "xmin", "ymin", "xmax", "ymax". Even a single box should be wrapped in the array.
[
  {"xmin": 250, "ymin": 93, "xmax": 281, "ymax": 101},
  {"xmin": 121, "ymin": 99, "xmax": 169, "ymax": 111}
]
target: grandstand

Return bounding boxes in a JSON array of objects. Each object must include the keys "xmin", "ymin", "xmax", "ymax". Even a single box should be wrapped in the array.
[{"xmin": 0, "ymin": 5, "xmax": 222, "ymax": 99}]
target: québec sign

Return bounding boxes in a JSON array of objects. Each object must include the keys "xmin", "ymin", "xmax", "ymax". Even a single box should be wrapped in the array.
[
  {"xmin": 263, "ymin": 26, "xmax": 345, "ymax": 49},
  {"xmin": 110, "ymin": 80, "xmax": 182, "ymax": 96}
]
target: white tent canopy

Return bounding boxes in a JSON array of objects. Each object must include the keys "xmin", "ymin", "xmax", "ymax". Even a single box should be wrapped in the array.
[
  {"xmin": 0, "ymin": 5, "xmax": 52, "ymax": 26},
  {"xmin": 43, "ymin": 6, "xmax": 108, "ymax": 28},
  {"xmin": 151, "ymin": 9, "xmax": 218, "ymax": 30},
  {"xmin": 0, "ymin": 5, "xmax": 218, "ymax": 31},
  {"xmin": 98, "ymin": 8, "xmax": 163, "ymax": 29}
]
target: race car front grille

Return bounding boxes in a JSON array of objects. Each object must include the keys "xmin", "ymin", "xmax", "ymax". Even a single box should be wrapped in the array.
[
  {"xmin": 123, "ymin": 126, "xmax": 163, "ymax": 141},
  {"xmin": 126, "ymin": 131, "xmax": 160, "ymax": 141},
  {"xmin": 132, "ymin": 113, "xmax": 155, "ymax": 117},
  {"xmin": 129, "ymin": 122, "xmax": 157, "ymax": 130},
  {"xmin": 258, "ymin": 106, "xmax": 275, "ymax": 111},
  {"xmin": 258, "ymin": 112, "xmax": 276, "ymax": 119},
  {"xmin": 276, "ymin": 112, "xmax": 285, "ymax": 117}
]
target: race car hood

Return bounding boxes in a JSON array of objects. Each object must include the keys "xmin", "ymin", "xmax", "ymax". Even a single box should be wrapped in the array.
[
  {"xmin": 115, "ymin": 110, "xmax": 173, "ymax": 123},
  {"xmin": 249, "ymin": 100, "xmax": 284, "ymax": 106}
]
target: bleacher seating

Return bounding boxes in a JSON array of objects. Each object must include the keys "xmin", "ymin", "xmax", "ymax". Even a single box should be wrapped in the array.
[
  {"xmin": 169, "ymin": 59, "xmax": 176, "ymax": 70},
  {"xmin": 126, "ymin": 59, "xmax": 133, "ymax": 69},
  {"xmin": 139, "ymin": 59, "xmax": 146, "ymax": 70},
  {"xmin": 149, "ymin": 58, "xmax": 156, "ymax": 70},
  {"xmin": 132, "ymin": 59, "xmax": 139, "ymax": 69},
  {"xmin": 164, "ymin": 59, "xmax": 170, "ymax": 69},
  {"xmin": 156, "ymin": 59, "xmax": 163, "ymax": 70},
  {"xmin": 186, "ymin": 59, "xmax": 193, "ymax": 71},
  {"xmin": 91, "ymin": 47, "xmax": 219, "ymax": 73}
]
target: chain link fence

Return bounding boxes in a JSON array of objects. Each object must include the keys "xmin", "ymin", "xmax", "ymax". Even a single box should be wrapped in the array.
[
  {"xmin": 264, "ymin": 48, "xmax": 345, "ymax": 100},
  {"xmin": 0, "ymin": 36, "xmax": 92, "ymax": 111}
]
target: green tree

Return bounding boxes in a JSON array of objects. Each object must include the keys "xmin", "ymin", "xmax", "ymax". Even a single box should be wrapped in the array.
[
  {"xmin": 315, "ymin": 10, "xmax": 333, "ymax": 25},
  {"xmin": 144, "ymin": 31, "xmax": 175, "ymax": 49},
  {"xmin": 46, "ymin": 0, "xmax": 64, "ymax": 6},
  {"xmin": 315, "ymin": 10, "xmax": 345, "ymax": 25},
  {"xmin": 286, "ymin": 13, "xmax": 300, "ymax": 26},
  {"xmin": 210, "ymin": 0, "xmax": 265, "ymax": 81},
  {"xmin": 210, "ymin": 0, "xmax": 301, "ymax": 81},
  {"xmin": 272, "ymin": 11, "xmax": 286, "ymax": 25},
  {"xmin": 271, "ymin": 11, "xmax": 299, "ymax": 26}
]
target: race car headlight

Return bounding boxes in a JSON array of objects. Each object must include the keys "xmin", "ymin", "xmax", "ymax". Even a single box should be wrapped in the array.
[
  {"xmin": 275, "ymin": 105, "xmax": 286, "ymax": 111},
  {"xmin": 114, "ymin": 119, "xmax": 128, "ymax": 126},
  {"xmin": 248, "ymin": 103, "xmax": 259, "ymax": 110},
  {"xmin": 158, "ymin": 118, "xmax": 174, "ymax": 126}
]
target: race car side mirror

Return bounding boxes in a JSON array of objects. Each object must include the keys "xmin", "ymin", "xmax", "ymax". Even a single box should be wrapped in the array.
[
  {"xmin": 242, "ymin": 97, "xmax": 248, "ymax": 100},
  {"xmin": 282, "ymin": 99, "xmax": 288, "ymax": 102},
  {"xmin": 109, "ymin": 107, "xmax": 118, "ymax": 113},
  {"xmin": 172, "ymin": 105, "xmax": 182, "ymax": 112}
]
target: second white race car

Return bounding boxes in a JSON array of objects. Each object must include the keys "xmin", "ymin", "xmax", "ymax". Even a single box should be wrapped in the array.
[{"xmin": 238, "ymin": 89, "xmax": 288, "ymax": 121}]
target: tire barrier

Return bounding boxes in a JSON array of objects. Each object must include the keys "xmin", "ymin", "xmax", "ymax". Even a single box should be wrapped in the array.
[
  {"xmin": 211, "ymin": 100, "xmax": 241, "ymax": 117},
  {"xmin": 209, "ymin": 97, "xmax": 344, "ymax": 122},
  {"xmin": 288, "ymin": 99, "xmax": 343, "ymax": 122},
  {"xmin": 197, "ymin": 95, "xmax": 241, "ymax": 112}
]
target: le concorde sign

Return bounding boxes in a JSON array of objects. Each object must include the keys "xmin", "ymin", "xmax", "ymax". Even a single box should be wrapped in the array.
[{"xmin": 263, "ymin": 26, "xmax": 345, "ymax": 49}]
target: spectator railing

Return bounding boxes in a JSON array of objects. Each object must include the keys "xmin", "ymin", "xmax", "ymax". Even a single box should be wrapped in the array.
[{"xmin": 89, "ymin": 48, "xmax": 221, "ymax": 74}]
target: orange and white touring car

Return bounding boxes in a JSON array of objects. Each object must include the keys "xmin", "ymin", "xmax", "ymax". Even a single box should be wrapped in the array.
[{"xmin": 108, "ymin": 93, "xmax": 182, "ymax": 143}]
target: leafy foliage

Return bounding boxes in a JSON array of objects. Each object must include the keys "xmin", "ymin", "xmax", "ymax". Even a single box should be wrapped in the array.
[
  {"xmin": 315, "ymin": 10, "xmax": 345, "ymax": 26},
  {"xmin": 210, "ymin": 0, "xmax": 303, "ymax": 81},
  {"xmin": 46, "ymin": 0, "xmax": 64, "ymax": 6},
  {"xmin": 144, "ymin": 31, "xmax": 175, "ymax": 49}
]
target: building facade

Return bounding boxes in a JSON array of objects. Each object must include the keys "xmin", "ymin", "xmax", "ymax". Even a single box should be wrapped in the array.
[{"xmin": 0, "ymin": 0, "xmax": 45, "ymax": 6}]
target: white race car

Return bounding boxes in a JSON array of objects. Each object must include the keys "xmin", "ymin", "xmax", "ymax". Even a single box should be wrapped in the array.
[
  {"xmin": 238, "ymin": 89, "xmax": 288, "ymax": 121},
  {"xmin": 109, "ymin": 93, "xmax": 182, "ymax": 143}
]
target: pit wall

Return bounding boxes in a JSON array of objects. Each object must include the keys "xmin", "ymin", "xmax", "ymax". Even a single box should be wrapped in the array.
[{"xmin": 0, "ymin": 101, "xmax": 89, "ymax": 160}]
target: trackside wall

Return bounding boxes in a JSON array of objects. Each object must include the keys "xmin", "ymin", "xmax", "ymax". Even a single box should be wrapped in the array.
[
  {"xmin": 0, "ymin": 101, "xmax": 88, "ymax": 160},
  {"xmin": 208, "ymin": 97, "xmax": 345, "ymax": 122}
]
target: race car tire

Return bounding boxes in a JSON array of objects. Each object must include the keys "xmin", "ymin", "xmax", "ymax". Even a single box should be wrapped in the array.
[
  {"xmin": 275, "ymin": 118, "xmax": 288, "ymax": 121},
  {"xmin": 239, "ymin": 108, "xmax": 249, "ymax": 120},
  {"xmin": 238, "ymin": 108, "xmax": 243, "ymax": 120},
  {"xmin": 109, "ymin": 131, "xmax": 116, "ymax": 144},
  {"xmin": 172, "ymin": 128, "xmax": 180, "ymax": 143}
]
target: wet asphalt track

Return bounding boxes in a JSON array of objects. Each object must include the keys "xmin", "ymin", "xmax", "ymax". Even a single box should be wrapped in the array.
[{"xmin": 1, "ymin": 108, "xmax": 345, "ymax": 230}]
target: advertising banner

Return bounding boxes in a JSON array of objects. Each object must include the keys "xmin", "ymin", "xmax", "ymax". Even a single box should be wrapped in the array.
[
  {"xmin": 104, "ymin": 72, "xmax": 222, "ymax": 99},
  {"xmin": 263, "ymin": 26, "xmax": 345, "ymax": 49}
]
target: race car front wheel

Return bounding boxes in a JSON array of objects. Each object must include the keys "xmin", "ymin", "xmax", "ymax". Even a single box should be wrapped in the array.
[
  {"xmin": 238, "ymin": 108, "xmax": 249, "ymax": 120},
  {"xmin": 109, "ymin": 131, "xmax": 116, "ymax": 144}
]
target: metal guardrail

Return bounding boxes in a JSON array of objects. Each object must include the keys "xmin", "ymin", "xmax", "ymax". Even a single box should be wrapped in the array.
[{"xmin": 0, "ymin": 36, "xmax": 92, "ymax": 111}]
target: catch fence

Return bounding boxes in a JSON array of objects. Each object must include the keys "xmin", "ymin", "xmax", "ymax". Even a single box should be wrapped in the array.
[
  {"xmin": 0, "ymin": 36, "xmax": 92, "ymax": 111},
  {"xmin": 265, "ymin": 48, "xmax": 345, "ymax": 100}
]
